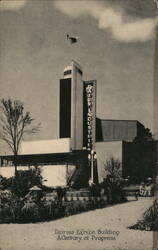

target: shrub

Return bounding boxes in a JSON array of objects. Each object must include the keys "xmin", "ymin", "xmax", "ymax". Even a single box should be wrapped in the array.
[
  {"xmin": 10, "ymin": 167, "xmax": 43, "ymax": 197},
  {"xmin": 0, "ymin": 175, "xmax": 12, "ymax": 190},
  {"xmin": 21, "ymin": 201, "xmax": 40, "ymax": 222},
  {"xmin": 0, "ymin": 184, "xmax": 126, "ymax": 223},
  {"xmin": 0, "ymin": 191, "xmax": 24, "ymax": 223},
  {"xmin": 102, "ymin": 157, "xmax": 126, "ymax": 204},
  {"xmin": 129, "ymin": 198, "xmax": 158, "ymax": 231},
  {"xmin": 143, "ymin": 199, "xmax": 158, "ymax": 231}
]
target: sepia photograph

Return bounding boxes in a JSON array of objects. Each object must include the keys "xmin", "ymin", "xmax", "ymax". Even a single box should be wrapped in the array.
[{"xmin": 0, "ymin": 0, "xmax": 158, "ymax": 249}]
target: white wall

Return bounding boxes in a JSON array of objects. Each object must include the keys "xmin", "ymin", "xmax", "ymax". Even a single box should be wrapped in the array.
[
  {"xmin": 20, "ymin": 138, "xmax": 71, "ymax": 155},
  {"xmin": 71, "ymin": 61, "xmax": 83, "ymax": 150},
  {"xmin": 0, "ymin": 164, "xmax": 76, "ymax": 187},
  {"xmin": 41, "ymin": 165, "xmax": 75, "ymax": 187},
  {"xmin": 96, "ymin": 141, "xmax": 123, "ymax": 183},
  {"xmin": 0, "ymin": 166, "xmax": 29, "ymax": 178}
]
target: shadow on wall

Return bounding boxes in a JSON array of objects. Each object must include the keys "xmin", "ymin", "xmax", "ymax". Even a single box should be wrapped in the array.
[{"xmin": 96, "ymin": 118, "xmax": 103, "ymax": 142}]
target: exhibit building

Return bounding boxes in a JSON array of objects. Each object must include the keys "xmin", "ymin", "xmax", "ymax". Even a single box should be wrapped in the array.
[{"xmin": 0, "ymin": 61, "xmax": 157, "ymax": 186}]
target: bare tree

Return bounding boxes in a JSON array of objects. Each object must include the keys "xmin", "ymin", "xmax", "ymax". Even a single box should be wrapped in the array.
[
  {"xmin": 0, "ymin": 98, "xmax": 40, "ymax": 175},
  {"xmin": 104, "ymin": 157, "xmax": 122, "ymax": 181}
]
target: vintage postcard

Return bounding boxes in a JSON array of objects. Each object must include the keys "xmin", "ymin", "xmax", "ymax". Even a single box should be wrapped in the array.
[{"xmin": 0, "ymin": 0, "xmax": 158, "ymax": 249}]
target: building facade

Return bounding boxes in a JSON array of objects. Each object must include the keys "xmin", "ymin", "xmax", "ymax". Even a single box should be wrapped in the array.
[{"xmin": 0, "ymin": 61, "xmax": 156, "ymax": 186}]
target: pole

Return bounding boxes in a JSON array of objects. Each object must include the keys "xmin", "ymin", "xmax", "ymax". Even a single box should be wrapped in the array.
[
  {"xmin": 66, "ymin": 161, "xmax": 68, "ymax": 185},
  {"xmin": 91, "ymin": 150, "xmax": 94, "ymax": 183}
]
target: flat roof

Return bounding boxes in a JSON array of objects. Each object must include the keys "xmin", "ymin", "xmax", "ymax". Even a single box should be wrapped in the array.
[
  {"xmin": 0, "ymin": 150, "xmax": 88, "ymax": 166},
  {"xmin": 99, "ymin": 119, "xmax": 140, "ymax": 123}
]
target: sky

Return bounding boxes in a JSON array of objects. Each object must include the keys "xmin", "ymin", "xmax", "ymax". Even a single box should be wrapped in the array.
[{"xmin": 0, "ymin": 0, "xmax": 157, "ymax": 154}]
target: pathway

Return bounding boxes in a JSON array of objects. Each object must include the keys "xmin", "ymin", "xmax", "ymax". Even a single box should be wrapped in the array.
[{"xmin": 0, "ymin": 198, "xmax": 154, "ymax": 250}]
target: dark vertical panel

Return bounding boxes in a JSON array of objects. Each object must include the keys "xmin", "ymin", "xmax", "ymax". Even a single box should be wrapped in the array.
[
  {"xmin": 95, "ymin": 118, "xmax": 103, "ymax": 142},
  {"xmin": 59, "ymin": 78, "xmax": 71, "ymax": 138}
]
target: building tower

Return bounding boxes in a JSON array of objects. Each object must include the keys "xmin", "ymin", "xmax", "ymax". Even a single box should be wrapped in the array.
[
  {"xmin": 59, "ymin": 61, "xmax": 83, "ymax": 150},
  {"xmin": 153, "ymin": 0, "xmax": 158, "ymax": 138}
]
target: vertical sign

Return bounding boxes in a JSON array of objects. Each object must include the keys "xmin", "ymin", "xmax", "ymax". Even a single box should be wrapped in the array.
[{"xmin": 83, "ymin": 80, "xmax": 96, "ymax": 151}]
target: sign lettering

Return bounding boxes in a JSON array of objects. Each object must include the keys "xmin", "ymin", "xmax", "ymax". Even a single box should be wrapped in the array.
[{"xmin": 83, "ymin": 81, "xmax": 96, "ymax": 151}]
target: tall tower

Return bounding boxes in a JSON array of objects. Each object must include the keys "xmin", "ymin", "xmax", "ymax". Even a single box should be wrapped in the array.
[{"xmin": 59, "ymin": 61, "xmax": 83, "ymax": 150}]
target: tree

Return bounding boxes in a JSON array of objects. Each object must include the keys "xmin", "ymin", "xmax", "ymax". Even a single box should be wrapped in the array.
[
  {"xmin": 0, "ymin": 98, "xmax": 40, "ymax": 175},
  {"xmin": 104, "ymin": 157, "xmax": 122, "ymax": 181},
  {"xmin": 134, "ymin": 128, "xmax": 153, "ymax": 142},
  {"xmin": 103, "ymin": 157, "xmax": 125, "ymax": 204}
]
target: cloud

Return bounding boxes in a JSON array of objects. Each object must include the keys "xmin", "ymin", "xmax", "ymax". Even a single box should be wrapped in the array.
[
  {"xmin": 0, "ymin": 0, "xmax": 26, "ymax": 11},
  {"xmin": 1, "ymin": 0, "xmax": 156, "ymax": 42},
  {"xmin": 54, "ymin": 0, "xmax": 158, "ymax": 42}
]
